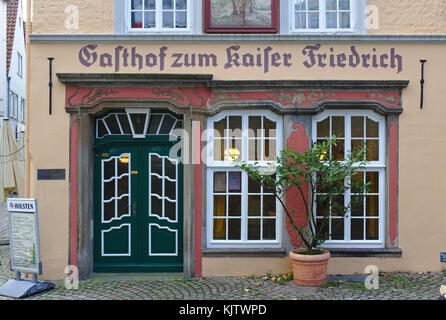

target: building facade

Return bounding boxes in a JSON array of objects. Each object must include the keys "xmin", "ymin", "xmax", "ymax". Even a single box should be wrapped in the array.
[
  {"xmin": 1, "ymin": 0, "xmax": 26, "ymax": 135},
  {"xmin": 28, "ymin": 0, "xmax": 446, "ymax": 280}
]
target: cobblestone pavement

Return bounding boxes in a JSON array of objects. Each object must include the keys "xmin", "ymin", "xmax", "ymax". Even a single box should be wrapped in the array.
[
  {"xmin": 0, "ymin": 245, "xmax": 445, "ymax": 300},
  {"xmin": 0, "ymin": 203, "xmax": 8, "ymax": 243}
]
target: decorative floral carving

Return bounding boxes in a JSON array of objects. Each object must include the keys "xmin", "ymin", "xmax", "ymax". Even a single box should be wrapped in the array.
[
  {"xmin": 86, "ymin": 89, "xmax": 119, "ymax": 103},
  {"xmin": 365, "ymin": 92, "xmax": 398, "ymax": 104}
]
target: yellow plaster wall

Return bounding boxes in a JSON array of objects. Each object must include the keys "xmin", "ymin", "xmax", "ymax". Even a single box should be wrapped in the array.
[
  {"xmin": 29, "ymin": 45, "xmax": 71, "ymax": 280},
  {"xmin": 32, "ymin": 0, "xmax": 114, "ymax": 34},
  {"xmin": 28, "ymin": 42, "xmax": 446, "ymax": 279},
  {"xmin": 368, "ymin": 0, "xmax": 446, "ymax": 34}
]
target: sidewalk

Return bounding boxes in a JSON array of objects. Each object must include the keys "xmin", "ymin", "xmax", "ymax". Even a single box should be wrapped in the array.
[
  {"xmin": 0, "ymin": 203, "xmax": 8, "ymax": 244},
  {"xmin": 0, "ymin": 245, "xmax": 445, "ymax": 300}
]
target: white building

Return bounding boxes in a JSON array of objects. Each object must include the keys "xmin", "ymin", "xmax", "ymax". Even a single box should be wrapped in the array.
[
  {"xmin": 0, "ymin": 0, "xmax": 7, "ymax": 120},
  {"xmin": 3, "ymin": 0, "xmax": 26, "ymax": 136}
]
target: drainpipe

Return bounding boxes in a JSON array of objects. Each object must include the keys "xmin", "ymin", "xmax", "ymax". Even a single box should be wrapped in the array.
[
  {"xmin": 6, "ymin": 76, "xmax": 11, "ymax": 119},
  {"xmin": 25, "ymin": 0, "xmax": 30, "ymax": 197}
]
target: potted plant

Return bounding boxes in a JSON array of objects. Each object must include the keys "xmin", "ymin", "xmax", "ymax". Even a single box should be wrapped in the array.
[{"xmin": 236, "ymin": 137, "xmax": 369, "ymax": 286}]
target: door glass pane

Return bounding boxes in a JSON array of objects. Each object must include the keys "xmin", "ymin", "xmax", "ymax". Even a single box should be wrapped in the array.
[
  {"xmin": 117, "ymin": 176, "xmax": 129, "ymax": 196},
  {"xmin": 117, "ymin": 196, "xmax": 130, "ymax": 218},
  {"xmin": 151, "ymin": 196, "xmax": 162, "ymax": 216},
  {"xmin": 151, "ymin": 176, "xmax": 163, "ymax": 196},
  {"xmin": 104, "ymin": 201, "xmax": 116, "ymax": 221},
  {"xmin": 103, "ymin": 158, "xmax": 115, "ymax": 181},
  {"xmin": 165, "ymin": 200, "xmax": 176, "ymax": 221},
  {"xmin": 165, "ymin": 180, "xmax": 176, "ymax": 201},
  {"xmin": 118, "ymin": 155, "xmax": 129, "ymax": 176},
  {"xmin": 165, "ymin": 158, "xmax": 177, "ymax": 180},
  {"xmin": 151, "ymin": 154, "xmax": 163, "ymax": 176},
  {"xmin": 104, "ymin": 180, "xmax": 115, "ymax": 201},
  {"xmin": 130, "ymin": 113, "xmax": 147, "ymax": 135}
]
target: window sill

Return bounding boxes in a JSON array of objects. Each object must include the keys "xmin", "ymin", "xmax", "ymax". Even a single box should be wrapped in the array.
[
  {"xmin": 327, "ymin": 248, "xmax": 402, "ymax": 258},
  {"xmin": 203, "ymin": 248, "xmax": 287, "ymax": 258}
]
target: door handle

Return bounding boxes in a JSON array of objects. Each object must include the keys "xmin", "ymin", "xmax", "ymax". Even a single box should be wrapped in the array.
[{"xmin": 129, "ymin": 202, "xmax": 136, "ymax": 216}]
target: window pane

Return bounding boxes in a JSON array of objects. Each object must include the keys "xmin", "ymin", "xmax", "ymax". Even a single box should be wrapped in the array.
[
  {"xmin": 213, "ymin": 195, "xmax": 226, "ymax": 217},
  {"xmin": 263, "ymin": 219, "xmax": 276, "ymax": 240},
  {"xmin": 145, "ymin": 0, "xmax": 155, "ymax": 9},
  {"xmin": 105, "ymin": 115, "xmax": 121, "ymax": 134},
  {"xmin": 263, "ymin": 196, "xmax": 276, "ymax": 217},
  {"xmin": 227, "ymin": 139, "xmax": 242, "ymax": 161},
  {"xmin": 326, "ymin": 12, "xmax": 337, "ymax": 28},
  {"xmin": 248, "ymin": 219, "xmax": 261, "ymax": 240},
  {"xmin": 339, "ymin": 0, "xmax": 350, "ymax": 10},
  {"xmin": 129, "ymin": 113, "xmax": 147, "ymax": 135},
  {"xmin": 308, "ymin": 0, "xmax": 319, "ymax": 10},
  {"xmin": 228, "ymin": 219, "xmax": 241, "ymax": 240},
  {"xmin": 214, "ymin": 139, "xmax": 224, "ymax": 161},
  {"xmin": 248, "ymin": 195, "xmax": 261, "ymax": 216},
  {"xmin": 228, "ymin": 196, "xmax": 241, "ymax": 217},
  {"xmin": 264, "ymin": 117, "xmax": 276, "ymax": 138},
  {"xmin": 213, "ymin": 219, "xmax": 226, "ymax": 240},
  {"xmin": 331, "ymin": 196, "xmax": 345, "ymax": 217},
  {"xmin": 248, "ymin": 177, "xmax": 261, "ymax": 193},
  {"xmin": 132, "ymin": 0, "xmax": 142, "ymax": 10},
  {"xmin": 159, "ymin": 115, "xmax": 176, "ymax": 134},
  {"xmin": 176, "ymin": 0, "xmax": 187, "ymax": 10},
  {"xmin": 326, "ymin": 0, "xmax": 337, "ymax": 10},
  {"xmin": 131, "ymin": 12, "xmax": 143, "ymax": 28},
  {"xmin": 295, "ymin": 12, "xmax": 306, "ymax": 28},
  {"xmin": 264, "ymin": 139, "xmax": 276, "ymax": 161},
  {"xmin": 316, "ymin": 218, "xmax": 329, "ymax": 239},
  {"xmin": 316, "ymin": 195, "xmax": 329, "ymax": 217},
  {"xmin": 117, "ymin": 114, "xmax": 132, "ymax": 134},
  {"xmin": 333, "ymin": 139, "xmax": 345, "ymax": 161},
  {"xmin": 163, "ymin": 12, "xmax": 174, "ymax": 28},
  {"xmin": 366, "ymin": 219, "xmax": 379, "ymax": 240},
  {"xmin": 214, "ymin": 118, "xmax": 226, "ymax": 138},
  {"xmin": 228, "ymin": 172, "xmax": 242, "ymax": 192},
  {"xmin": 339, "ymin": 12, "xmax": 350, "ymax": 28},
  {"xmin": 332, "ymin": 116, "xmax": 345, "ymax": 137},
  {"xmin": 144, "ymin": 12, "xmax": 156, "ymax": 28},
  {"xmin": 148, "ymin": 115, "xmax": 162, "ymax": 134},
  {"xmin": 351, "ymin": 219, "xmax": 364, "ymax": 240},
  {"xmin": 331, "ymin": 218, "xmax": 344, "ymax": 240},
  {"xmin": 366, "ymin": 118, "xmax": 379, "ymax": 138},
  {"xmin": 366, "ymin": 140, "xmax": 379, "ymax": 161},
  {"xmin": 248, "ymin": 139, "xmax": 261, "ymax": 161},
  {"xmin": 351, "ymin": 196, "xmax": 364, "ymax": 217},
  {"xmin": 308, "ymin": 12, "xmax": 319, "ymax": 28},
  {"xmin": 351, "ymin": 139, "xmax": 364, "ymax": 156},
  {"xmin": 176, "ymin": 12, "xmax": 187, "ymax": 28},
  {"xmin": 163, "ymin": 0, "xmax": 173, "ymax": 10},
  {"xmin": 229, "ymin": 116, "xmax": 242, "ymax": 137},
  {"xmin": 317, "ymin": 118, "xmax": 330, "ymax": 137},
  {"xmin": 366, "ymin": 172, "xmax": 379, "ymax": 193},
  {"xmin": 351, "ymin": 117, "xmax": 364, "ymax": 138},
  {"xmin": 366, "ymin": 195, "xmax": 379, "ymax": 217},
  {"xmin": 249, "ymin": 116, "xmax": 262, "ymax": 138},
  {"xmin": 214, "ymin": 172, "xmax": 226, "ymax": 193},
  {"xmin": 295, "ymin": 0, "xmax": 306, "ymax": 10}
]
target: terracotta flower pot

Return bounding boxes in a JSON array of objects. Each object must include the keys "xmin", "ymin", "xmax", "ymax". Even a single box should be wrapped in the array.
[{"xmin": 289, "ymin": 248, "xmax": 331, "ymax": 287}]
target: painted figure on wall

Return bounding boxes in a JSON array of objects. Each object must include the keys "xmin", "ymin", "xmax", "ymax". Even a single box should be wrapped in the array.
[{"xmin": 210, "ymin": 0, "xmax": 272, "ymax": 27}]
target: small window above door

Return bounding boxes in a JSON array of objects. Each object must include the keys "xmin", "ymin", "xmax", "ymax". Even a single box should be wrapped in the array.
[{"xmin": 96, "ymin": 109, "xmax": 183, "ymax": 139}]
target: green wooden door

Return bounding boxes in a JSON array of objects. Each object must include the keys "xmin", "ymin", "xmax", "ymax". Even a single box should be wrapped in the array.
[{"xmin": 93, "ymin": 142, "xmax": 183, "ymax": 273}]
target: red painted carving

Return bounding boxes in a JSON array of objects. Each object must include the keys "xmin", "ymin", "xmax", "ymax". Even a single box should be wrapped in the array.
[
  {"xmin": 286, "ymin": 123, "xmax": 310, "ymax": 248},
  {"xmin": 389, "ymin": 121, "xmax": 398, "ymax": 246}
]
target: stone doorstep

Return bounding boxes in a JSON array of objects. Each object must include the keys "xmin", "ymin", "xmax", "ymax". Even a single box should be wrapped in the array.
[{"xmin": 326, "ymin": 274, "xmax": 367, "ymax": 283}]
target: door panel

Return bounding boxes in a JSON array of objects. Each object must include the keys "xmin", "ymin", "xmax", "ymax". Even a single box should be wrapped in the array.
[{"xmin": 94, "ymin": 144, "xmax": 183, "ymax": 273}]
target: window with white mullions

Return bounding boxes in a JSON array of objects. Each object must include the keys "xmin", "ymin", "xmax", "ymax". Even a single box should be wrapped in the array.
[
  {"xmin": 129, "ymin": 0, "xmax": 190, "ymax": 31},
  {"xmin": 207, "ymin": 111, "xmax": 283, "ymax": 248},
  {"xmin": 292, "ymin": 0, "xmax": 354, "ymax": 32},
  {"xmin": 313, "ymin": 110, "xmax": 385, "ymax": 248}
]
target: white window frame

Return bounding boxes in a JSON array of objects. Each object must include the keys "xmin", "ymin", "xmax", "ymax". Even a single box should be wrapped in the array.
[
  {"xmin": 126, "ymin": 0, "xmax": 192, "ymax": 33},
  {"xmin": 206, "ymin": 110, "xmax": 283, "ymax": 248},
  {"xmin": 312, "ymin": 109, "xmax": 386, "ymax": 249},
  {"xmin": 290, "ymin": 0, "xmax": 356, "ymax": 33}
]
